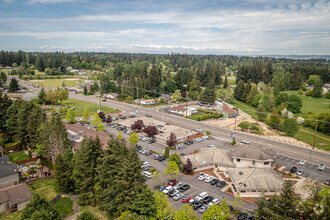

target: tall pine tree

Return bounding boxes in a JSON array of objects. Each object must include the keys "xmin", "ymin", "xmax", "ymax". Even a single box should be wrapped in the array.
[{"xmin": 54, "ymin": 153, "xmax": 74, "ymax": 193}]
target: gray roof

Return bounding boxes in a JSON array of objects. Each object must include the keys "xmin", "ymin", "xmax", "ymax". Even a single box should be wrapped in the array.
[
  {"xmin": 228, "ymin": 168, "xmax": 284, "ymax": 192},
  {"xmin": 0, "ymin": 184, "xmax": 32, "ymax": 205},
  {"xmin": 159, "ymin": 94, "xmax": 171, "ymax": 99},
  {"xmin": 231, "ymin": 145, "xmax": 276, "ymax": 161},
  {"xmin": 0, "ymin": 155, "xmax": 18, "ymax": 178}
]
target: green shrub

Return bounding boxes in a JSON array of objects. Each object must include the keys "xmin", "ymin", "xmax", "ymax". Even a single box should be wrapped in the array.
[
  {"xmin": 238, "ymin": 121, "xmax": 249, "ymax": 131},
  {"xmin": 305, "ymin": 90, "xmax": 312, "ymax": 96},
  {"xmin": 232, "ymin": 140, "xmax": 236, "ymax": 145},
  {"xmin": 206, "ymin": 131, "xmax": 211, "ymax": 136}
]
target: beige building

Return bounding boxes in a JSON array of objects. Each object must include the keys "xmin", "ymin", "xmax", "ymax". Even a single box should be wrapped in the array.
[
  {"xmin": 231, "ymin": 145, "xmax": 276, "ymax": 168},
  {"xmin": 0, "ymin": 184, "xmax": 32, "ymax": 213},
  {"xmin": 227, "ymin": 168, "xmax": 284, "ymax": 196},
  {"xmin": 181, "ymin": 148, "xmax": 235, "ymax": 171},
  {"xmin": 170, "ymin": 104, "xmax": 197, "ymax": 116},
  {"xmin": 156, "ymin": 125, "xmax": 199, "ymax": 143}
]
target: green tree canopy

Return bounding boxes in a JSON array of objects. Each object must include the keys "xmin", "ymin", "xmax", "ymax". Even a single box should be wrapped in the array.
[
  {"xmin": 129, "ymin": 132, "xmax": 139, "ymax": 146},
  {"xmin": 282, "ymin": 118, "xmax": 299, "ymax": 136}
]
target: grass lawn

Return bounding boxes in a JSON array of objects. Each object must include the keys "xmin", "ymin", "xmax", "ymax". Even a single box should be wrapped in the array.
[
  {"xmin": 231, "ymin": 101, "xmax": 259, "ymax": 119},
  {"xmin": 8, "ymin": 151, "xmax": 30, "ymax": 162},
  {"xmin": 0, "ymin": 210, "xmax": 23, "ymax": 220},
  {"xmin": 63, "ymin": 98, "xmax": 121, "ymax": 116},
  {"xmin": 80, "ymin": 206, "xmax": 114, "ymax": 220},
  {"xmin": 4, "ymin": 141, "xmax": 20, "ymax": 147},
  {"xmin": 187, "ymin": 112, "xmax": 209, "ymax": 121},
  {"xmin": 51, "ymin": 197, "xmax": 73, "ymax": 219},
  {"xmin": 286, "ymin": 91, "xmax": 329, "ymax": 114},
  {"xmin": 28, "ymin": 78, "xmax": 85, "ymax": 88},
  {"xmin": 29, "ymin": 179, "xmax": 58, "ymax": 202},
  {"xmin": 295, "ymin": 127, "xmax": 330, "ymax": 151}
]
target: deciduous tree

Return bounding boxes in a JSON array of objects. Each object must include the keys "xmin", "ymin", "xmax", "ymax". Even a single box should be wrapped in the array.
[
  {"xmin": 282, "ymin": 118, "xmax": 299, "ymax": 136},
  {"xmin": 83, "ymin": 107, "xmax": 90, "ymax": 122},
  {"xmin": 131, "ymin": 120, "xmax": 144, "ymax": 130},
  {"xmin": 164, "ymin": 160, "xmax": 179, "ymax": 180},
  {"xmin": 175, "ymin": 204, "xmax": 198, "ymax": 220},
  {"xmin": 143, "ymin": 125, "xmax": 158, "ymax": 137},
  {"xmin": 154, "ymin": 191, "xmax": 174, "ymax": 220},
  {"xmin": 65, "ymin": 108, "xmax": 76, "ymax": 124},
  {"xmin": 129, "ymin": 132, "xmax": 139, "ymax": 146},
  {"xmin": 166, "ymin": 132, "xmax": 177, "ymax": 147}
]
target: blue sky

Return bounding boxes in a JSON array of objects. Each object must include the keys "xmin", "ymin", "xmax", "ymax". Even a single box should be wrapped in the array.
[{"xmin": 0, "ymin": 0, "xmax": 329, "ymax": 55}]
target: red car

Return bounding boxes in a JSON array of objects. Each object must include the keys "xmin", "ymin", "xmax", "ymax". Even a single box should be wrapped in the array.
[
  {"xmin": 128, "ymin": 115, "xmax": 133, "ymax": 118},
  {"xmin": 118, "ymin": 114, "xmax": 123, "ymax": 117},
  {"xmin": 168, "ymin": 179, "xmax": 177, "ymax": 186},
  {"xmin": 182, "ymin": 196, "xmax": 191, "ymax": 203}
]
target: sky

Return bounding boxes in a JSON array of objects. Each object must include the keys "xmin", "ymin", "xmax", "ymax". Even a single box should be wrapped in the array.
[{"xmin": 0, "ymin": 0, "xmax": 329, "ymax": 55}]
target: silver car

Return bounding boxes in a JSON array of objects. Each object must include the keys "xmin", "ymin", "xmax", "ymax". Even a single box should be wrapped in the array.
[{"xmin": 173, "ymin": 193, "xmax": 184, "ymax": 201}]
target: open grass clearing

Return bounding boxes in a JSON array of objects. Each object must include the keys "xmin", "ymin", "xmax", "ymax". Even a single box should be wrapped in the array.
[
  {"xmin": 231, "ymin": 101, "xmax": 259, "ymax": 119},
  {"xmin": 295, "ymin": 126, "xmax": 330, "ymax": 151},
  {"xmin": 80, "ymin": 206, "xmax": 114, "ymax": 220},
  {"xmin": 29, "ymin": 179, "xmax": 58, "ymax": 202},
  {"xmin": 60, "ymin": 98, "xmax": 120, "ymax": 116},
  {"xmin": 51, "ymin": 197, "xmax": 73, "ymax": 219},
  {"xmin": 8, "ymin": 151, "xmax": 30, "ymax": 162},
  {"xmin": 286, "ymin": 91, "xmax": 329, "ymax": 114},
  {"xmin": 28, "ymin": 78, "xmax": 85, "ymax": 88}
]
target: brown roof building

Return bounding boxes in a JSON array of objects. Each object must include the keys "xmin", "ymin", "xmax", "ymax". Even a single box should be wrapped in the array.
[
  {"xmin": 0, "ymin": 184, "xmax": 32, "ymax": 213},
  {"xmin": 65, "ymin": 124, "xmax": 111, "ymax": 151}
]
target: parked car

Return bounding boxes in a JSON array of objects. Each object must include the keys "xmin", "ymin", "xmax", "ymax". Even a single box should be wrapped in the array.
[
  {"xmin": 198, "ymin": 205, "xmax": 208, "ymax": 214},
  {"xmin": 299, "ymin": 160, "xmax": 307, "ymax": 165},
  {"xmin": 198, "ymin": 173, "xmax": 208, "ymax": 181},
  {"xmin": 195, "ymin": 192, "xmax": 208, "ymax": 202},
  {"xmin": 324, "ymin": 179, "xmax": 330, "ymax": 185},
  {"xmin": 297, "ymin": 170, "xmax": 304, "ymax": 176},
  {"xmin": 158, "ymin": 156, "xmax": 166, "ymax": 161},
  {"xmin": 148, "ymin": 139, "xmax": 156, "ymax": 144},
  {"xmin": 102, "ymin": 99, "xmax": 106, "ymax": 102},
  {"xmin": 146, "ymin": 113, "xmax": 152, "ymax": 117},
  {"xmin": 205, "ymin": 176, "xmax": 214, "ymax": 183},
  {"xmin": 142, "ymin": 137, "xmax": 149, "ymax": 141},
  {"xmin": 179, "ymin": 184, "xmax": 190, "ymax": 192},
  {"xmin": 188, "ymin": 199, "xmax": 195, "ymax": 205},
  {"xmin": 173, "ymin": 193, "xmax": 184, "ymax": 201},
  {"xmin": 168, "ymin": 179, "xmax": 177, "ymax": 186},
  {"xmin": 228, "ymin": 205, "xmax": 234, "ymax": 211},
  {"xmin": 210, "ymin": 179, "xmax": 220, "ymax": 185},
  {"xmin": 145, "ymin": 150, "xmax": 153, "ymax": 156},
  {"xmin": 158, "ymin": 186, "xmax": 166, "ymax": 192},
  {"xmin": 162, "ymin": 186, "xmax": 173, "ymax": 194},
  {"xmin": 208, "ymin": 198, "xmax": 220, "ymax": 206},
  {"xmin": 193, "ymin": 201, "xmax": 203, "ymax": 210},
  {"xmin": 168, "ymin": 189, "xmax": 179, "ymax": 197},
  {"xmin": 182, "ymin": 196, "xmax": 191, "ymax": 203},
  {"xmin": 240, "ymin": 140, "xmax": 250, "ymax": 144},
  {"xmin": 154, "ymin": 154, "xmax": 161, "ymax": 160},
  {"xmin": 202, "ymin": 196, "xmax": 213, "ymax": 204},
  {"xmin": 290, "ymin": 166, "xmax": 297, "ymax": 173},
  {"xmin": 216, "ymin": 181, "xmax": 227, "ymax": 189},
  {"xmin": 78, "ymin": 122, "xmax": 85, "ymax": 126},
  {"xmin": 207, "ymin": 145, "xmax": 216, "ymax": 148},
  {"xmin": 237, "ymin": 213, "xmax": 249, "ymax": 220},
  {"xmin": 318, "ymin": 164, "xmax": 326, "ymax": 171},
  {"xmin": 195, "ymin": 128, "xmax": 202, "ymax": 132}
]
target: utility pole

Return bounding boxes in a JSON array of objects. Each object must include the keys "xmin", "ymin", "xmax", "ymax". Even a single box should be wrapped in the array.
[
  {"xmin": 313, "ymin": 119, "xmax": 318, "ymax": 149},
  {"xmin": 98, "ymin": 90, "xmax": 101, "ymax": 112},
  {"xmin": 136, "ymin": 87, "xmax": 139, "ymax": 106}
]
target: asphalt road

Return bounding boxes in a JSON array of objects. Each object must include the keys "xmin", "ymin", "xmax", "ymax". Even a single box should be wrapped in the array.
[{"xmin": 68, "ymin": 93, "xmax": 330, "ymax": 168}]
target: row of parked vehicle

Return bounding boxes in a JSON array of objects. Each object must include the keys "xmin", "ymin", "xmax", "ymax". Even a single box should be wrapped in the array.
[
  {"xmin": 135, "ymin": 145, "xmax": 153, "ymax": 156},
  {"xmin": 198, "ymin": 173, "xmax": 227, "ymax": 189},
  {"xmin": 194, "ymin": 135, "xmax": 209, "ymax": 142}
]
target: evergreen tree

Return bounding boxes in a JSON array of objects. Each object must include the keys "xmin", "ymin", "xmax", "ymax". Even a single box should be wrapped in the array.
[
  {"xmin": 83, "ymin": 86, "xmax": 87, "ymax": 95},
  {"xmin": 0, "ymin": 71, "xmax": 7, "ymax": 86},
  {"xmin": 77, "ymin": 210, "xmax": 98, "ymax": 220},
  {"xmin": 38, "ymin": 87, "xmax": 46, "ymax": 104},
  {"xmin": 96, "ymin": 122, "xmax": 105, "ymax": 131},
  {"xmin": 0, "ymin": 92, "xmax": 12, "ymax": 132},
  {"xmin": 246, "ymin": 84, "xmax": 259, "ymax": 104},
  {"xmin": 91, "ymin": 113, "xmax": 102, "ymax": 126},
  {"xmin": 74, "ymin": 137, "xmax": 102, "ymax": 206},
  {"xmin": 130, "ymin": 185, "xmax": 156, "ymax": 216},
  {"xmin": 54, "ymin": 153, "xmax": 74, "ymax": 193},
  {"xmin": 199, "ymin": 80, "xmax": 216, "ymax": 104},
  {"xmin": 36, "ymin": 56, "xmax": 45, "ymax": 72},
  {"xmin": 312, "ymin": 76, "xmax": 323, "ymax": 98},
  {"xmin": 26, "ymin": 105, "xmax": 46, "ymax": 148},
  {"xmin": 93, "ymin": 82, "xmax": 99, "ymax": 91},
  {"xmin": 21, "ymin": 194, "xmax": 59, "ymax": 220},
  {"xmin": 276, "ymin": 180, "xmax": 300, "ymax": 219},
  {"xmin": 98, "ymin": 139, "xmax": 145, "ymax": 215},
  {"xmin": 8, "ymin": 78, "xmax": 19, "ymax": 92},
  {"xmin": 223, "ymin": 75, "xmax": 228, "ymax": 89},
  {"xmin": 234, "ymin": 80, "xmax": 245, "ymax": 102},
  {"xmin": 244, "ymin": 79, "xmax": 252, "ymax": 101},
  {"xmin": 65, "ymin": 108, "xmax": 76, "ymax": 124},
  {"xmin": 82, "ymin": 107, "xmax": 90, "ymax": 122}
]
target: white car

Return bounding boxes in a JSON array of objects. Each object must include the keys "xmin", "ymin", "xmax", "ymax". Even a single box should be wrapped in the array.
[
  {"xmin": 202, "ymin": 136, "xmax": 209, "ymax": 140},
  {"xmin": 208, "ymin": 198, "xmax": 220, "ymax": 206},
  {"xmin": 204, "ymin": 176, "xmax": 214, "ymax": 183},
  {"xmin": 299, "ymin": 160, "xmax": 307, "ymax": 165},
  {"xmin": 207, "ymin": 145, "xmax": 216, "ymax": 148},
  {"xmin": 195, "ymin": 128, "xmax": 203, "ymax": 132},
  {"xmin": 318, "ymin": 164, "xmax": 326, "ymax": 171},
  {"xmin": 240, "ymin": 140, "xmax": 250, "ymax": 144},
  {"xmin": 195, "ymin": 192, "xmax": 208, "ymax": 201},
  {"xmin": 142, "ymin": 137, "xmax": 149, "ymax": 141},
  {"xmin": 163, "ymin": 186, "xmax": 173, "ymax": 194},
  {"xmin": 297, "ymin": 170, "xmax": 304, "ymax": 176},
  {"xmin": 198, "ymin": 173, "xmax": 208, "ymax": 181}
]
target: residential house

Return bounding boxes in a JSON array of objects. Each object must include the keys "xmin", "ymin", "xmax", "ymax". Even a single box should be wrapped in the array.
[
  {"xmin": 0, "ymin": 184, "xmax": 32, "ymax": 213},
  {"xmin": 0, "ymin": 156, "xmax": 19, "ymax": 188},
  {"xmin": 103, "ymin": 93, "xmax": 118, "ymax": 99},
  {"xmin": 158, "ymin": 94, "xmax": 171, "ymax": 102},
  {"xmin": 65, "ymin": 124, "xmax": 111, "ymax": 152},
  {"xmin": 227, "ymin": 168, "xmax": 284, "ymax": 195},
  {"xmin": 218, "ymin": 104, "xmax": 237, "ymax": 118},
  {"xmin": 135, "ymin": 99, "xmax": 155, "ymax": 105},
  {"xmin": 170, "ymin": 104, "xmax": 197, "ymax": 116},
  {"xmin": 230, "ymin": 145, "xmax": 276, "ymax": 168}
]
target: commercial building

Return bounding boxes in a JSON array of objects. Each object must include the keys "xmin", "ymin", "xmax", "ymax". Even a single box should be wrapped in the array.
[
  {"xmin": 135, "ymin": 99, "xmax": 155, "ymax": 105},
  {"xmin": 170, "ymin": 104, "xmax": 197, "ymax": 116}
]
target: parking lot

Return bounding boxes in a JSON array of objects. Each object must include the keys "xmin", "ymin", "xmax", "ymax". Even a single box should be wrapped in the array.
[{"xmin": 275, "ymin": 154, "xmax": 329, "ymax": 184}]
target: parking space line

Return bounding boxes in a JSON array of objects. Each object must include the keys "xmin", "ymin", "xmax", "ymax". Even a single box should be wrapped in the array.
[
  {"xmin": 291, "ymin": 159, "xmax": 296, "ymax": 163},
  {"xmin": 308, "ymin": 164, "xmax": 314, "ymax": 168},
  {"xmin": 284, "ymin": 157, "xmax": 290, "ymax": 162},
  {"xmin": 315, "ymin": 177, "xmax": 319, "ymax": 182}
]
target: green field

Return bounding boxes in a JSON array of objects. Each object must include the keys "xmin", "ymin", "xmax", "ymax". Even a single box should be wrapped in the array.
[
  {"xmin": 62, "ymin": 98, "xmax": 121, "ymax": 116},
  {"xmin": 8, "ymin": 151, "xmax": 30, "ymax": 162},
  {"xmin": 231, "ymin": 101, "xmax": 258, "ymax": 119},
  {"xmin": 28, "ymin": 78, "xmax": 85, "ymax": 88},
  {"xmin": 187, "ymin": 112, "xmax": 209, "ymax": 121},
  {"xmin": 295, "ymin": 127, "xmax": 330, "ymax": 151},
  {"xmin": 286, "ymin": 91, "xmax": 329, "ymax": 114},
  {"xmin": 29, "ymin": 179, "xmax": 58, "ymax": 202},
  {"xmin": 51, "ymin": 197, "xmax": 73, "ymax": 219}
]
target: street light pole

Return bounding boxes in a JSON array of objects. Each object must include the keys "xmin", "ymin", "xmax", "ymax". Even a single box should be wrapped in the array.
[{"xmin": 313, "ymin": 119, "xmax": 318, "ymax": 149}]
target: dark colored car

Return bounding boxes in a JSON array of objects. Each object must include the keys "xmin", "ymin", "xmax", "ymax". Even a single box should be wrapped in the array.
[
  {"xmin": 216, "ymin": 181, "xmax": 227, "ymax": 189},
  {"xmin": 158, "ymin": 156, "xmax": 166, "ymax": 161},
  {"xmin": 324, "ymin": 179, "xmax": 330, "ymax": 185},
  {"xmin": 168, "ymin": 179, "xmax": 177, "ymax": 186},
  {"xmin": 180, "ymin": 153, "xmax": 185, "ymax": 157},
  {"xmin": 202, "ymin": 196, "xmax": 213, "ymax": 204},
  {"xmin": 78, "ymin": 122, "xmax": 85, "ymax": 126},
  {"xmin": 210, "ymin": 179, "xmax": 220, "ymax": 185},
  {"xmin": 228, "ymin": 205, "xmax": 233, "ymax": 211},
  {"xmin": 248, "ymin": 216, "xmax": 255, "ymax": 220},
  {"xmin": 193, "ymin": 202, "xmax": 203, "ymax": 210},
  {"xmin": 179, "ymin": 184, "xmax": 190, "ymax": 192},
  {"xmin": 154, "ymin": 154, "xmax": 161, "ymax": 160},
  {"xmin": 158, "ymin": 186, "xmax": 166, "ymax": 192},
  {"xmin": 148, "ymin": 139, "xmax": 156, "ymax": 144},
  {"xmin": 290, "ymin": 167, "xmax": 297, "ymax": 173},
  {"xmin": 237, "ymin": 213, "xmax": 248, "ymax": 220},
  {"xmin": 168, "ymin": 189, "xmax": 177, "ymax": 197},
  {"xmin": 102, "ymin": 99, "xmax": 106, "ymax": 102}
]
